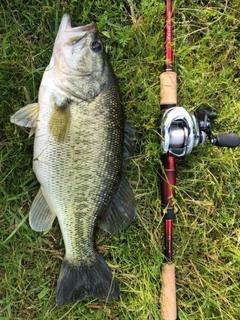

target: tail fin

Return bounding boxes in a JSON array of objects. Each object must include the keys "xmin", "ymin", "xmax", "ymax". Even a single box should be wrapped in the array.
[{"xmin": 56, "ymin": 251, "xmax": 120, "ymax": 306}]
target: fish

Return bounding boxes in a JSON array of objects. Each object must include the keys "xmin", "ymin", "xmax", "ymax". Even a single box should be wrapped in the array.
[{"xmin": 10, "ymin": 13, "xmax": 136, "ymax": 306}]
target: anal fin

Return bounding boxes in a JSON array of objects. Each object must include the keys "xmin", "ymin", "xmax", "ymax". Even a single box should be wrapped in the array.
[{"xmin": 29, "ymin": 188, "xmax": 56, "ymax": 232}]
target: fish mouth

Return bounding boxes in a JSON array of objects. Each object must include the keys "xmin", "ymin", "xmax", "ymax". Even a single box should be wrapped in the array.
[{"xmin": 60, "ymin": 13, "xmax": 97, "ymax": 46}]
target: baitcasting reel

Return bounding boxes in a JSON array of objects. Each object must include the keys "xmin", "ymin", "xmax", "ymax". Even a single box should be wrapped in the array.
[{"xmin": 160, "ymin": 106, "xmax": 240, "ymax": 157}]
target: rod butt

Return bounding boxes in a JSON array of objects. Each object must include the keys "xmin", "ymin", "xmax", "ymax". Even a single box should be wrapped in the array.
[{"xmin": 160, "ymin": 264, "xmax": 177, "ymax": 320}]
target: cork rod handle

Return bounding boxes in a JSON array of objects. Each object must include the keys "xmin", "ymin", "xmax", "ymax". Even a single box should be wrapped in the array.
[
  {"xmin": 160, "ymin": 264, "xmax": 177, "ymax": 320},
  {"xmin": 160, "ymin": 72, "xmax": 177, "ymax": 106}
]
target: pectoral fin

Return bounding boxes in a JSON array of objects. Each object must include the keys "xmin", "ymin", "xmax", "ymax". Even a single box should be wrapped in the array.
[
  {"xmin": 48, "ymin": 103, "xmax": 71, "ymax": 142},
  {"xmin": 99, "ymin": 177, "xmax": 136, "ymax": 234},
  {"xmin": 10, "ymin": 103, "xmax": 39, "ymax": 137},
  {"xmin": 29, "ymin": 188, "xmax": 56, "ymax": 232}
]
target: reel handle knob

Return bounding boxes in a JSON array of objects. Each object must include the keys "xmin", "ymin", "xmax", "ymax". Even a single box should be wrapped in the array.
[{"xmin": 214, "ymin": 133, "xmax": 240, "ymax": 148}]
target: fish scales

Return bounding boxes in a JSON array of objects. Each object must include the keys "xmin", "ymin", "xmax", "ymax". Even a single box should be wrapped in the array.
[
  {"xmin": 38, "ymin": 89, "xmax": 123, "ymax": 262},
  {"xmin": 10, "ymin": 13, "xmax": 136, "ymax": 306}
]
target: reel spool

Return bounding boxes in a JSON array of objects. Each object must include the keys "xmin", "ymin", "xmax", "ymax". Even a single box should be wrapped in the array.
[{"xmin": 160, "ymin": 106, "xmax": 240, "ymax": 157}]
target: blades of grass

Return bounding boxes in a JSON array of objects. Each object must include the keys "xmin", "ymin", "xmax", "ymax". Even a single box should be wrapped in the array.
[{"xmin": 4, "ymin": 212, "xmax": 29, "ymax": 243}]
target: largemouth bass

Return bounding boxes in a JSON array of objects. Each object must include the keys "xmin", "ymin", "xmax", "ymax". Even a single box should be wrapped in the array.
[{"xmin": 10, "ymin": 14, "xmax": 136, "ymax": 306}]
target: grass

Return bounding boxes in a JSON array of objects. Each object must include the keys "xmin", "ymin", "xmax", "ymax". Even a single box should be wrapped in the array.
[{"xmin": 1, "ymin": 0, "xmax": 240, "ymax": 319}]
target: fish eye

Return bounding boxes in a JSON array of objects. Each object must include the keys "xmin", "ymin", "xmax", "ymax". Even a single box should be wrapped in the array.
[{"xmin": 91, "ymin": 41, "xmax": 102, "ymax": 53}]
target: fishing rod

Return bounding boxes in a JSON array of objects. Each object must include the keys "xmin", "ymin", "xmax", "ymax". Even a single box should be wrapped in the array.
[
  {"xmin": 159, "ymin": 1, "xmax": 240, "ymax": 319},
  {"xmin": 159, "ymin": 1, "xmax": 177, "ymax": 318}
]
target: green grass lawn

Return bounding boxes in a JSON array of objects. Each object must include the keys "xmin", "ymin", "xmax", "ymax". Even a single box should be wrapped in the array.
[{"xmin": 1, "ymin": 0, "xmax": 240, "ymax": 319}]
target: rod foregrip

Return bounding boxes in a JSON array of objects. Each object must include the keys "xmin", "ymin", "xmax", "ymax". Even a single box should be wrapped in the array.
[
  {"xmin": 160, "ymin": 264, "xmax": 177, "ymax": 320},
  {"xmin": 160, "ymin": 72, "xmax": 177, "ymax": 106}
]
